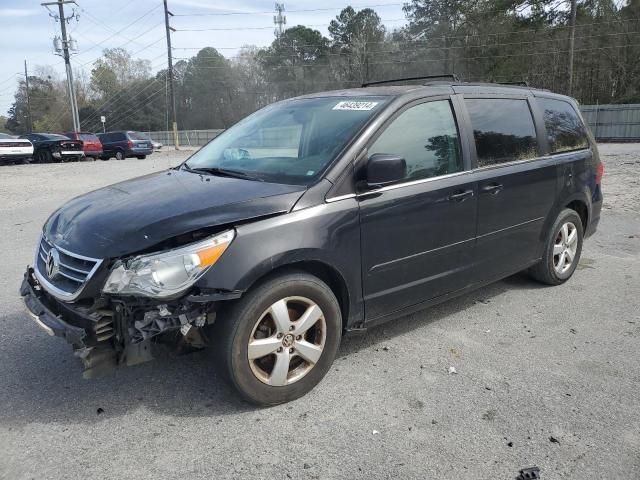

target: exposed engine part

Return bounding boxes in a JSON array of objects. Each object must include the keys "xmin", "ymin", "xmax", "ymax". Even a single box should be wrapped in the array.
[{"xmin": 128, "ymin": 302, "xmax": 208, "ymax": 344}]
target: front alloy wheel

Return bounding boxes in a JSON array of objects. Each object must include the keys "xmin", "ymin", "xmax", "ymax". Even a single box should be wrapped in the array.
[
  {"xmin": 248, "ymin": 297, "xmax": 326, "ymax": 386},
  {"xmin": 214, "ymin": 271, "xmax": 342, "ymax": 406}
]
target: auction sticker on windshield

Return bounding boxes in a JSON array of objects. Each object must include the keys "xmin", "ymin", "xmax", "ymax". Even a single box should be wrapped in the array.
[{"xmin": 333, "ymin": 101, "xmax": 379, "ymax": 111}]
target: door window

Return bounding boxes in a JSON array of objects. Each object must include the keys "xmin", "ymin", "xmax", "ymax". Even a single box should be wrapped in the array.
[
  {"xmin": 465, "ymin": 98, "xmax": 539, "ymax": 167},
  {"xmin": 369, "ymin": 100, "xmax": 463, "ymax": 182},
  {"xmin": 537, "ymin": 97, "xmax": 589, "ymax": 153}
]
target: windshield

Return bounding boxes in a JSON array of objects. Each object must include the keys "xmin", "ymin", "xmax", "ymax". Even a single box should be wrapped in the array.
[{"xmin": 184, "ymin": 96, "xmax": 387, "ymax": 185}]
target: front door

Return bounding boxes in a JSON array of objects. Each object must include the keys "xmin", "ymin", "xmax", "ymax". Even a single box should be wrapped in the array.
[
  {"xmin": 463, "ymin": 96, "xmax": 557, "ymax": 280},
  {"xmin": 359, "ymin": 98, "xmax": 477, "ymax": 321}
]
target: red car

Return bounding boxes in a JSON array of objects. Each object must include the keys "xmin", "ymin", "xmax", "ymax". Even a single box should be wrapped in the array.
[{"xmin": 64, "ymin": 132, "xmax": 103, "ymax": 160}]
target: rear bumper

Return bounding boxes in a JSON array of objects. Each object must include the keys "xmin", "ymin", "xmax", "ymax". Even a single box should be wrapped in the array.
[
  {"xmin": 128, "ymin": 148, "xmax": 153, "ymax": 156},
  {"xmin": 84, "ymin": 149, "xmax": 103, "ymax": 157},
  {"xmin": 0, "ymin": 153, "xmax": 32, "ymax": 162},
  {"xmin": 20, "ymin": 269, "xmax": 88, "ymax": 347},
  {"xmin": 586, "ymin": 198, "xmax": 602, "ymax": 238}
]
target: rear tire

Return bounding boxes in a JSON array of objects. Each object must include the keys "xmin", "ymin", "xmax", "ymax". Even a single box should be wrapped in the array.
[
  {"xmin": 529, "ymin": 208, "xmax": 583, "ymax": 285},
  {"xmin": 213, "ymin": 271, "xmax": 342, "ymax": 406},
  {"xmin": 40, "ymin": 150, "xmax": 53, "ymax": 163},
  {"xmin": 136, "ymin": 155, "xmax": 146, "ymax": 160},
  {"xmin": 115, "ymin": 151, "xmax": 125, "ymax": 160}
]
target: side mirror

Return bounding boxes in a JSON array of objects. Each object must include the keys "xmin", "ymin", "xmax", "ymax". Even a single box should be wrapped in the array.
[{"xmin": 365, "ymin": 153, "xmax": 407, "ymax": 188}]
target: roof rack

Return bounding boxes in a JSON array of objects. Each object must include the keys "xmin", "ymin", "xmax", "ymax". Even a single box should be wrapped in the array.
[
  {"xmin": 362, "ymin": 74, "xmax": 460, "ymax": 88},
  {"xmin": 499, "ymin": 81, "xmax": 529, "ymax": 87}
]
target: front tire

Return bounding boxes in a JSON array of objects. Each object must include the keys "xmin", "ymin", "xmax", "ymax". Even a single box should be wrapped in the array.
[
  {"xmin": 529, "ymin": 208, "xmax": 584, "ymax": 285},
  {"xmin": 214, "ymin": 271, "xmax": 342, "ymax": 406}
]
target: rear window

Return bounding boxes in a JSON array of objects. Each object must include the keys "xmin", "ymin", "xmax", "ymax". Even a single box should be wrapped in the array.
[
  {"xmin": 537, "ymin": 97, "xmax": 589, "ymax": 154},
  {"xmin": 79, "ymin": 133, "xmax": 99, "ymax": 142},
  {"xmin": 42, "ymin": 134, "xmax": 69, "ymax": 140},
  {"xmin": 465, "ymin": 98, "xmax": 539, "ymax": 167},
  {"xmin": 127, "ymin": 132, "xmax": 149, "ymax": 141}
]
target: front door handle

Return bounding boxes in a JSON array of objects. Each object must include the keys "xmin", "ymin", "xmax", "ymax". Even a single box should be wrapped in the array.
[
  {"xmin": 448, "ymin": 189, "xmax": 474, "ymax": 202},
  {"xmin": 481, "ymin": 183, "xmax": 504, "ymax": 195}
]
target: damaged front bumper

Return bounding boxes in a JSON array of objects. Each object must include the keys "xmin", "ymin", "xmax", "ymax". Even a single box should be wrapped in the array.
[
  {"xmin": 21, "ymin": 269, "xmax": 90, "ymax": 346},
  {"xmin": 20, "ymin": 267, "xmax": 223, "ymax": 378}
]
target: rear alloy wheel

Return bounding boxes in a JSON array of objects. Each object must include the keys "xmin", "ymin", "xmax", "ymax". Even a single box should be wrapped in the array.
[
  {"xmin": 214, "ymin": 271, "xmax": 342, "ymax": 405},
  {"xmin": 115, "ymin": 151, "xmax": 125, "ymax": 160},
  {"xmin": 529, "ymin": 208, "xmax": 583, "ymax": 285}
]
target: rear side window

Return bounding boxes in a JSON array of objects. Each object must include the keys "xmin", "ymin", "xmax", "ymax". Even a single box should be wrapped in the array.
[
  {"xmin": 537, "ymin": 98, "xmax": 589, "ymax": 154},
  {"xmin": 465, "ymin": 98, "xmax": 539, "ymax": 167},
  {"xmin": 369, "ymin": 100, "xmax": 463, "ymax": 182}
]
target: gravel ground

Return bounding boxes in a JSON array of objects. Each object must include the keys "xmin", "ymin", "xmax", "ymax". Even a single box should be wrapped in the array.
[{"xmin": 0, "ymin": 145, "xmax": 638, "ymax": 480}]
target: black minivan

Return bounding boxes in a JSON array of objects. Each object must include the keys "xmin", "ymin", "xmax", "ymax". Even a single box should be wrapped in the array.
[{"xmin": 21, "ymin": 80, "xmax": 603, "ymax": 405}]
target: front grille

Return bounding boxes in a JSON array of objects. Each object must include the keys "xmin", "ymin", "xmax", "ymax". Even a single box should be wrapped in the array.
[{"xmin": 34, "ymin": 235, "xmax": 102, "ymax": 300}]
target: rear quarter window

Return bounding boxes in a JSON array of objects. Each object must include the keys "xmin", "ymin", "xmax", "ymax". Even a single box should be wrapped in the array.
[
  {"xmin": 465, "ymin": 98, "xmax": 539, "ymax": 167},
  {"xmin": 537, "ymin": 97, "xmax": 589, "ymax": 154}
]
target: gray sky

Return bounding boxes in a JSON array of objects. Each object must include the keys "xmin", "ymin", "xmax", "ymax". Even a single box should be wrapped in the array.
[{"xmin": 0, "ymin": 0, "xmax": 408, "ymax": 117}]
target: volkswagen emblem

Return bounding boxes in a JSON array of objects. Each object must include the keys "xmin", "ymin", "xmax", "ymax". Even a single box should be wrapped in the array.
[{"xmin": 46, "ymin": 248, "xmax": 61, "ymax": 279}]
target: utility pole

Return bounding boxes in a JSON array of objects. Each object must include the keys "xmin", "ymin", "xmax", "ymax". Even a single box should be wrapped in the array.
[
  {"xmin": 24, "ymin": 60, "xmax": 33, "ymax": 133},
  {"xmin": 568, "ymin": 0, "xmax": 577, "ymax": 95},
  {"xmin": 163, "ymin": 0, "xmax": 179, "ymax": 149},
  {"xmin": 274, "ymin": 3, "xmax": 286, "ymax": 43},
  {"xmin": 42, "ymin": 0, "xmax": 80, "ymax": 132}
]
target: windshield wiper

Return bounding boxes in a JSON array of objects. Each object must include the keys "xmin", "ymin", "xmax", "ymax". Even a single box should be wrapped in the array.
[{"xmin": 182, "ymin": 165, "xmax": 263, "ymax": 182}]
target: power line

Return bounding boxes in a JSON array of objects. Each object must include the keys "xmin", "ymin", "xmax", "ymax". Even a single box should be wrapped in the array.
[
  {"xmin": 173, "ymin": 2, "xmax": 405, "ymax": 17},
  {"xmin": 171, "ymin": 17, "xmax": 640, "ymax": 52},
  {"xmin": 173, "ymin": 18, "xmax": 407, "ymax": 32},
  {"xmin": 172, "ymin": 30, "xmax": 640, "ymax": 63}
]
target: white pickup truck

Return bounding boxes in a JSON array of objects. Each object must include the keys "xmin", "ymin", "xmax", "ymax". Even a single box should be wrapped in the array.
[{"xmin": 0, "ymin": 133, "xmax": 33, "ymax": 165}]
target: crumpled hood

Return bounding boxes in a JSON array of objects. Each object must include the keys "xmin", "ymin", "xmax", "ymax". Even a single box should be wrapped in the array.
[{"xmin": 43, "ymin": 169, "xmax": 306, "ymax": 258}]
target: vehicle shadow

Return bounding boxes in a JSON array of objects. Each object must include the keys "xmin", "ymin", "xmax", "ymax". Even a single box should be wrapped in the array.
[{"xmin": 0, "ymin": 272, "xmax": 547, "ymax": 425}]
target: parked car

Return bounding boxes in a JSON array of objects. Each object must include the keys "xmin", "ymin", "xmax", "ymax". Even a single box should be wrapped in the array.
[
  {"xmin": 0, "ymin": 132, "xmax": 33, "ymax": 165},
  {"xmin": 97, "ymin": 131, "xmax": 154, "ymax": 160},
  {"xmin": 21, "ymin": 79, "xmax": 603, "ymax": 405},
  {"xmin": 64, "ymin": 132, "xmax": 103, "ymax": 160},
  {"xmin": 18, "ymin": 133, "xmax": 83, "ymax": 163}
]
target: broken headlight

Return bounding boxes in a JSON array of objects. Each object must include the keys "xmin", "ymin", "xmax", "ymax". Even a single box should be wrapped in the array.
[{"xmin": 102, "ymin": 230, "xmax": 235, "ymax": 298}]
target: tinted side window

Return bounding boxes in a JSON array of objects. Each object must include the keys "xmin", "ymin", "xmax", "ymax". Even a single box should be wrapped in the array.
[
  {"xmin": 465, "ymin": 98, "xmax": 539, "ymax": 167},
  {"xmin": 369, "ymin": 100, "xmax": 463, "ymax": 182},
  {"xmin": 537, "ymin": 98, "xmax": 589, "ymax": 154}
]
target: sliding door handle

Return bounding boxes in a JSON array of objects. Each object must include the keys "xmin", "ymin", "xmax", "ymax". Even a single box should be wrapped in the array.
[
  {"xmin": 481, "ymin": 183, "xmax": 504, "ymax": 194},
  {"xmin": 448, "ymin": 189, "xmax": 474, "ymax": 202}
]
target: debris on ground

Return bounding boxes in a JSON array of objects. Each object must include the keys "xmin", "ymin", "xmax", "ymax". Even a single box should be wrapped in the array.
[
  {"xmin": 96, "ymin": 408, "xmax": 104, "ymax": 415},
  {"xmin": 448, "ymin": 366, "xmax": 458, "ymax": 375},
  {"xmin": 549, "ymin": 436, "xmax": 560, "ymax": 444},
  {"xmin": 516, "ymin": 466, "xmax": 541, "ymax": 480},
  {"xmin": 372, "ymin": 430, "xmax": 380, "ymax": 435}
]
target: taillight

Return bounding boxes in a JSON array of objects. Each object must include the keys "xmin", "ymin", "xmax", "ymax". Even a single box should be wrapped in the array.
[
  {"xmin": 127, "ymin": 140, "xmax": 134, "ymax": 148},
  {"xmin": 596, "ymin": 160, "xmax": 604, "ymax": 185}
]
